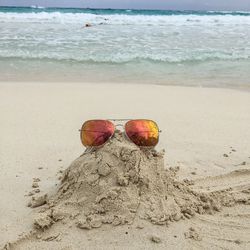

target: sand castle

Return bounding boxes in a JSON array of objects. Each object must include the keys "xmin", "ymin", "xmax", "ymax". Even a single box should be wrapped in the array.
[{"xmin": 31, "ymin": 132, "xmax": 243, "ymax": 231}]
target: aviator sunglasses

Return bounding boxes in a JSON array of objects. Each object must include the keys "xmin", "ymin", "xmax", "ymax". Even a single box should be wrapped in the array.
[{"xmin": 79, "ymin": 119, "xmax": 160, "ymax": 148}]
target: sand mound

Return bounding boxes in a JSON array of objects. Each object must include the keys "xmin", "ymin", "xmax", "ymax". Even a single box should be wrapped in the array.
[{"xmin": 32, "ymin": 132, "xmax": 242, "ymax": 231}]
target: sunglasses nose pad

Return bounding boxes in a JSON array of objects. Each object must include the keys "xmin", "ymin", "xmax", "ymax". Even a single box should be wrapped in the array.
[{"xmin": 115, "ymin": 124, "xmax": 123, "ymax": 133}]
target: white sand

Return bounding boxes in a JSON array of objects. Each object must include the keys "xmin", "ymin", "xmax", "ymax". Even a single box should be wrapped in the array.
[{"xmin": 0, "ymin": 82, "xmax": 250, "ymax": 249}]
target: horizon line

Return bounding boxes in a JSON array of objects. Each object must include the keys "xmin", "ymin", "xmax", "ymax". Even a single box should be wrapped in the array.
[{"xmin": 0, "ymin": 5, "xmax": 249, "ymax": 12}]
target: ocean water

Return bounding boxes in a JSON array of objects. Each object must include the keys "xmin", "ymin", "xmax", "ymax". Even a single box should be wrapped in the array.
[{"xmin": 0, "ymin": 7, "xmax": 250, "ymax": 88}]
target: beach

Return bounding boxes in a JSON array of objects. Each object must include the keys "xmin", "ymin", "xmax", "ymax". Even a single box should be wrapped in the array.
[
  {"xmin": 1, "ymin": 6, "xmax": 250, "ymax": 250},
  {"xmin": 1, "ymin": 82, "xmax": 250, "ymax": 249}
]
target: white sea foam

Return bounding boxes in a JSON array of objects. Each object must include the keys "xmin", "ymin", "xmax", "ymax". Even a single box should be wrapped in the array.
[
  {"xmin": 0, "ymin": 11, "xmax": 250, "ymax": 64},
  {"xmin": 1, "ymin": 12, "xmax": 250, "ymax": 25}
]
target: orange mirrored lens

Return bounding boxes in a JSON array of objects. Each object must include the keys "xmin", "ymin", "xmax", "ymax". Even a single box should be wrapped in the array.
[
  {"xmin": 125, "ymin": 120, "xmax": 159, "ymax": 147},
  {"xmin": 80, "ymin": 120, "xmax": 115, "ymax": 147}
]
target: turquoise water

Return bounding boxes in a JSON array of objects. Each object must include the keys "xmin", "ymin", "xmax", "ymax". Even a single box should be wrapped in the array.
[
  {"xmin": 1, "ymin": 7, "xmax": 250, "ymax": 16},
  {"xmin": 0, "ymin": 6, "xmax": 250, "ymax": 88}
]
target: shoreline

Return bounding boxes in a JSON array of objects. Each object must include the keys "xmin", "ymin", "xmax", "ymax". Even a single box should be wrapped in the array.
[
  {"xmin": 1, "ymin": 80, "xmax": 250, "ymax": 93},
  {"xmin": 1, "ymin": 58, "xmax": 250, "ymax": 91}
]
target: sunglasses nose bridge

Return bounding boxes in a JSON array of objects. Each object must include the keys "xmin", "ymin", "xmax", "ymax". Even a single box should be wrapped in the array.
[{"xmin": 115, "ymin": 124, "xmax": 124, "ymax": 131}]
